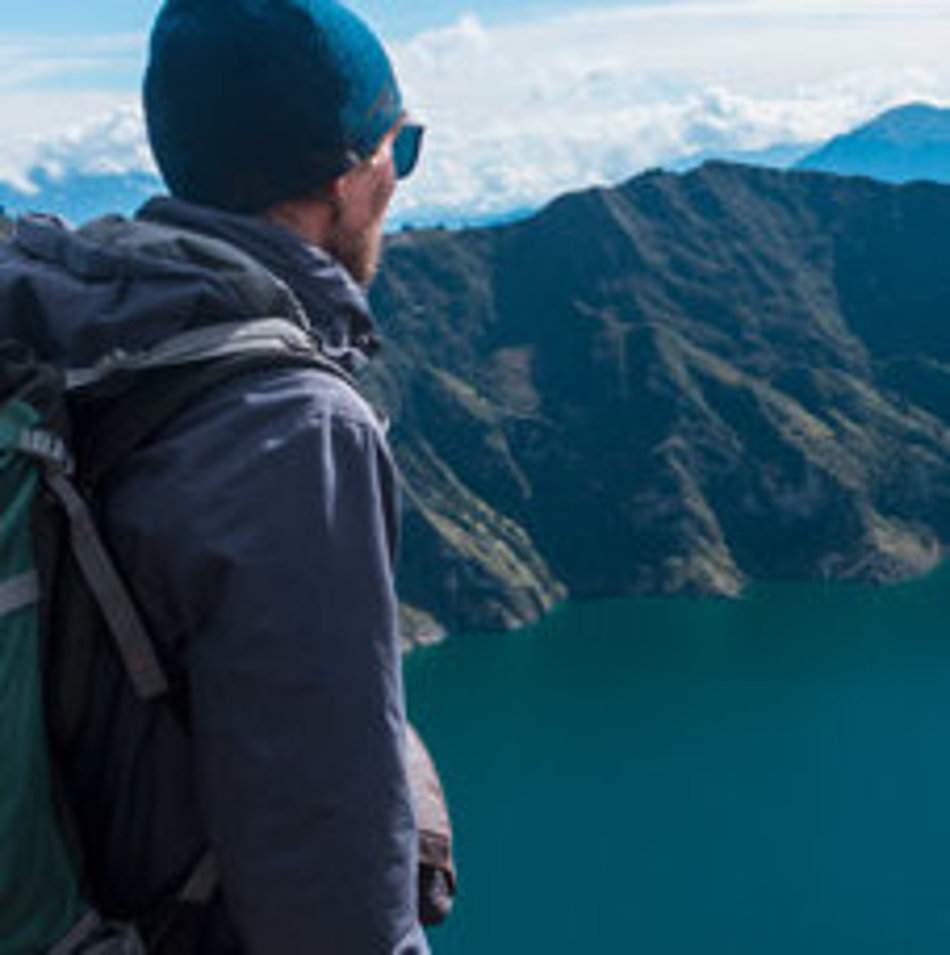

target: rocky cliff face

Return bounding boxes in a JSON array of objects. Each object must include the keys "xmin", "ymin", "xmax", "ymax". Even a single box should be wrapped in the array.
[{"xmin": 371, "ymin": 162, "xmax": 950, "ymax": 637}]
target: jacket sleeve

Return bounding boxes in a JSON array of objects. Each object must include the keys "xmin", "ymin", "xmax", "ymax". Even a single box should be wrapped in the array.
[{"xmin": 107, "ymin": 367, "xmax": 429, "ymax": 955}]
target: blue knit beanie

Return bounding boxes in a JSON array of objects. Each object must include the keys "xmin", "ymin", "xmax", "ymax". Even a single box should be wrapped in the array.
[{"xmin": 144, "ymin": 0, "xmax": 403, "ymax": 212}]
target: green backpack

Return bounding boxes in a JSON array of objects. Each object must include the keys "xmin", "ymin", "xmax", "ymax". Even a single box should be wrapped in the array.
[{"xmin": 0, "ymin": 343, "xmax": 149, "ymax": 953}]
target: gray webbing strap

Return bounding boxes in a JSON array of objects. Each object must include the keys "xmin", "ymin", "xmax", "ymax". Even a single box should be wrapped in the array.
[
  {"xmin": 48, "ymin": 910, "xmax": 147, "ymax": 955},
  {"xmin": 44, "ymin": 470, "xmax": 169, "ymax": 701},
  {"xmin": 66, "ymin": 318, "xmax": 317, "ymax": 391},
  {"xmin": 0, "ymin": 571, "xmax": 39, "ymax": 620},
  {"xmin": 177, "ymin": 851, "xmax": 219, "ymax": 905},
  {"xmin": 18, "ymin": 428, "xmax": 74, "ymax": 473},
  {"xmin": 47, "ymin": 911, "xmax": 103, "ymax": 955}
]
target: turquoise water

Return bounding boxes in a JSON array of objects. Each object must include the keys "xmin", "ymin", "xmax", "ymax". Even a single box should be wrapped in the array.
[{"xmin": 407, "ymin": 565, "xmax": 950, "ymax": 954}]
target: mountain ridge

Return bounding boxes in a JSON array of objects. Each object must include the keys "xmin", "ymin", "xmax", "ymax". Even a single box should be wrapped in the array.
[{"xmin": 371, "ymin": 161, "xmax": 950, "ymax": 636}]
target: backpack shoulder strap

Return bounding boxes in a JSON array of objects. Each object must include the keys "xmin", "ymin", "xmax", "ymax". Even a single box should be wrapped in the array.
[
  {"xmin": 13, "ymin": 419, "xmax": 171, "ymax": 703},
  {"xmin": 71, "ymin": 318, "xmax": 354, "ymax": 488},
  {"xmin": 65, "ymin": 318, "xmax": 332, "ymax": 392},
  {"xmin": 44, "ymin": 466, "xmax": 170, "ymax": 701}
]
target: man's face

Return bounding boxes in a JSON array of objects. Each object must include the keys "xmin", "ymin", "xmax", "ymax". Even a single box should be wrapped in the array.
[{"xmin": 325, "ymin": 125, "xmax": 400, "ymax": 287}]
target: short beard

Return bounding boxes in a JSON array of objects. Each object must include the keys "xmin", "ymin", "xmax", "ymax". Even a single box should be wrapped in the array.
[
  {"xmin": 324, "ymin": 176, "xmax": 391, "ymax": 288},
  {"xmin": 324, "ymin": 221, "xmax": 382, "ymax": 289}
]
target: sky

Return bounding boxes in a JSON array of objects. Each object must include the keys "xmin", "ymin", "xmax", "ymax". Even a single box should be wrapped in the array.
[{"xmin": 2, "ymin": 0, "xmax": 949, "ymax": 220}]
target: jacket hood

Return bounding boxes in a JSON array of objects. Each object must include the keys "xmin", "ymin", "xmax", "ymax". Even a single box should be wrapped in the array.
[
  {"xmin": 0, "ymin": 199, "xmax": 378, "ymax": 373},
  {"xmin": 140, "ymin": 197, "xmax": 380, "ymax": 366}
]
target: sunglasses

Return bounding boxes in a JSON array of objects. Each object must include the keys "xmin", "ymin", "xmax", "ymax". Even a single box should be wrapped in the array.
[{"xmin": 393, "ymin": 121, "xmax": 425, "ymax": 180}]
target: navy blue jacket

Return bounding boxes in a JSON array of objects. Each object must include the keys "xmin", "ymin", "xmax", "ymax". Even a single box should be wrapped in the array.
[{"xmin": 0, "ymin": 200, "xmax": 429, "ymax": 954}]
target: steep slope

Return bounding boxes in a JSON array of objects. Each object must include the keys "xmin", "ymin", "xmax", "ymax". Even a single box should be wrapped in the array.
[
  {"xmin": 796, "ymin": 102, "xmax": 950, "ymax": 184},
  {"xmin": 370, "ymin": 162, "xmax": 950, "ymax": 635}
]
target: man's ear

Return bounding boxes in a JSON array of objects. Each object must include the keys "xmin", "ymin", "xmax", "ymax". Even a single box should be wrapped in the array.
[
  {"xmin": 325, "ymin": 174, "xmax": 348, "ymax": 222},
  {"xmin": 328, "ymin": 170, "xmax": 347, "ymax": 198},
  {"xmin": 331, "ymin": 159, "xmax": 367, "ymax": 204}
]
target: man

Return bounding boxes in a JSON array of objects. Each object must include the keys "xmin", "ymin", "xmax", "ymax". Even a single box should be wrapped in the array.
[{"xmin": 0, "ymin": 1, "xmax": 431, "ymax": 952}]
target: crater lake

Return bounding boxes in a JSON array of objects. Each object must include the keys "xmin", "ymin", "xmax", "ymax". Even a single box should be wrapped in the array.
[{"xmin": 408, "ymin": 564, "xmax": 950, "ymax": 954}]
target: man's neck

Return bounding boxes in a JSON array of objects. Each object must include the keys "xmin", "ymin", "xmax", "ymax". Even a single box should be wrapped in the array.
[{"xmin": 265, "ymin": 197, "xmax": 337, "ymax": 251}]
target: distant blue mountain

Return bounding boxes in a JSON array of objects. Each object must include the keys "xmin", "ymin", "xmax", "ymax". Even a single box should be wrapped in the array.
[
  {"xmin": 668, "ymin": 141, "xmax": 816, "ymax": 173},
  {"xmin": 795, "ymin": 102, "xmax": 950, "ymax": 184},
  {"xmin": 0, "ymin": 168, "xmax": 162, "ymax": 224},
  {"xmin": 390, "ymin": 204, "xmax": 536, "ymax": 233}
]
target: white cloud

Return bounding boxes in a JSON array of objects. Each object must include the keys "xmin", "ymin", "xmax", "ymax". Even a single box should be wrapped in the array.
[
  {"xmin": 1, "ymin": 5, "xmax": 949, "ymax": 217},
  {"xmin": 0, "ymin": 101, "xmax": 154, "ymax": 194},
  {"xmin": 389, "ymin": 2, "xmax": 950, "ymax": 219},
  {"xmin": 32, "ymin": 105, "xmax": 156, "ymax": 180}
]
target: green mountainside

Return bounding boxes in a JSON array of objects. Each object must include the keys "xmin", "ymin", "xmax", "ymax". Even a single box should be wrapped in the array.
[{"xmin": 370, "ymin": 162, "xmax": 950, "ymax": 637}]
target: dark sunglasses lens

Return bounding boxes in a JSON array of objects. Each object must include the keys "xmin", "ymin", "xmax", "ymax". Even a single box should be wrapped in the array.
[{"xmin": 394, "ymin": 123, "xmax": 424, "ymax": 179}]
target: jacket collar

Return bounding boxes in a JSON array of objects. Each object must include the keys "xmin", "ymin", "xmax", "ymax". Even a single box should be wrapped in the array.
[{"xmin": 138, "ymin": 196, "xmax": 380, "ymax": 372}]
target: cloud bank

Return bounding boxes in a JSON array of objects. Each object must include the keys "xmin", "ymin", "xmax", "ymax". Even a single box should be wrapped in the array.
[
  {"xmin": 389, "ymin": 2, "xmax": 950, "ymax": 219},
  {"xmin": 1, "ymin": 2, "xmax": 949, "ymax": 219}
]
